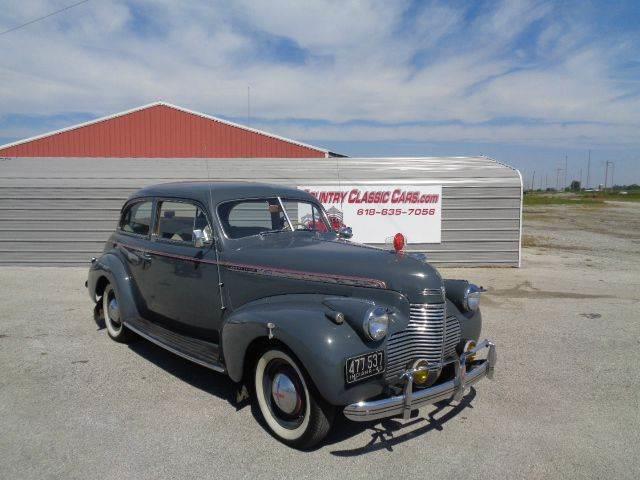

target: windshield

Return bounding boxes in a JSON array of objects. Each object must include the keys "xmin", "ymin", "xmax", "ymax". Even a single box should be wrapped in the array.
[
  {"xmin": 218, "ymin": 197, "xmax": 331, "ymax": 239},
  {"xmin": 280, "ymin": 199, "xmax": 332, "ymax": 232}
]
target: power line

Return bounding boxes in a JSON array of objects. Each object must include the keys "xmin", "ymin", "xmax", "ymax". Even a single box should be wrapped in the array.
[{"xmin": 0, "ymin": 0, "xmax": 90, "ymax": 37}]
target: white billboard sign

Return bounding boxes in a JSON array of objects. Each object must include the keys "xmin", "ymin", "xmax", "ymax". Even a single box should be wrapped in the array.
[{"xmin": 299, "ymin": 185, "xmax": 442, "ymax": 244}]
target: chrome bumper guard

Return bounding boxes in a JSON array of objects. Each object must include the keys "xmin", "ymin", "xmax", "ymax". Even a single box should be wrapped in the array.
[{"xmin": 343, "ymin": 339, "xmax": 497, "ymax": 422}]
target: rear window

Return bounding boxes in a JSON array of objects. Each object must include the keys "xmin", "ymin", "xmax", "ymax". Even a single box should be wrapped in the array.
[{"xmin": 120, "ymin": 201, "xmax": 153, "ymax": 236}]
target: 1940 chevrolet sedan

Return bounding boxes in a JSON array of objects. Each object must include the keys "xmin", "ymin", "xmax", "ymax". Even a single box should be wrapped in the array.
[{"xmin": 87, "ymin": 181, "xmax": 496, "ymax": 448}]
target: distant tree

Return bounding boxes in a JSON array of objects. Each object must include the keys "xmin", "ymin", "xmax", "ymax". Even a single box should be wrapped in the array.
[
  {"xmin": 611, "ymin": 184, "xmax": 639, "ymax": 190},
  {"xmin": 570, "ymin": 180, "xmax": 581, "ymax": 191}
]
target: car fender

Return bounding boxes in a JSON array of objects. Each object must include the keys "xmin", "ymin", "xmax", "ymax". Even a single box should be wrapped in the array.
[
  {"xmin": 221, "ymin": 294, "xmax": 400, "ymax": 406},
  {"xmin": 87, "ymin": 252, "xmax": 142, "ymax": 324}
]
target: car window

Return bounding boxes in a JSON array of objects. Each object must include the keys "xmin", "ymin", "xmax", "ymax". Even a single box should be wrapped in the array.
[
  {"xmin": 120, "ymin": 201, "xmax": 153, "ymax": 236},
  {"xmin": 218, "ymin": 199, "xmax": 289, "ymax": 239},
  {"xmin": 281, "ymin": 200, "xmax": 331, "ymax": 232},
  {"xmin": 156, "ymin": 201, "xmax": 210, "ymax": 243}
]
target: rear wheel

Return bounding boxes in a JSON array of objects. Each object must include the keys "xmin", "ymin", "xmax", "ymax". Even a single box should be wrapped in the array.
[
  {"xmin": 102, "ymin": 284, "xmax": 135, "ymax": 343},
  {"xmin": 253, "ymin": 348, "xmax": 333, "ymax": 449}
]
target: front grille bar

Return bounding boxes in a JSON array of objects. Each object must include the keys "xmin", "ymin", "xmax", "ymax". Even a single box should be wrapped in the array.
[{"xmin": 385, "ymin": 303, "xmax": 447, "ymax": 381}]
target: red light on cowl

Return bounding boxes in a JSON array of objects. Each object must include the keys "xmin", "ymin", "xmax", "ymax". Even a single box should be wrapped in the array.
[{"xmin": 393, "ymin": 233, "xmax": 405, "ymax": 252}]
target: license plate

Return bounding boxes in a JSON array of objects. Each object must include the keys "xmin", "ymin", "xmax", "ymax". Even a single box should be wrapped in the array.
[{"xmin": 345, "ymin": 350, "xmax": 385, "ymax": 384}]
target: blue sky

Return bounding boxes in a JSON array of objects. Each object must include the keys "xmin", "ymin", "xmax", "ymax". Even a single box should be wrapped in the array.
[{"xmin": 1, "ymin": 0, "xmax": 638, "ymax": 185}]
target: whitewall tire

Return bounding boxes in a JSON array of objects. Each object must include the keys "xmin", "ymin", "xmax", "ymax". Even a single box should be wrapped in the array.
[
  {"xmin": 253, "ymin": 348, "xmax": 333, "ymax": 449},
  {"xmin": 102, "ymin": 284, "xmax": 134, "ymax": 343}
]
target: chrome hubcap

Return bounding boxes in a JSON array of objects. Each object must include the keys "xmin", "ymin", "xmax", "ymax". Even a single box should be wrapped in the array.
[
  {"xmin": 271, "ymin": 372, "xmax": 300, "ymax": 415},
  {"xmin": 107, "ymin": 297, "xmax": 120, "ymax": 325}
]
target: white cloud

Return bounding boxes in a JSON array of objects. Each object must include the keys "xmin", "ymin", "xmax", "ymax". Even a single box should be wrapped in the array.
[{"xmin": 0, "ymin": 0, "xmax": 637, "ymax": 151}]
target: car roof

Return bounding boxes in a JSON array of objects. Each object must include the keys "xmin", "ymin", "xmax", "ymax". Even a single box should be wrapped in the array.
[{"xmin": 130, "ymin": 181, "xmax": 318, "ymax": 206}]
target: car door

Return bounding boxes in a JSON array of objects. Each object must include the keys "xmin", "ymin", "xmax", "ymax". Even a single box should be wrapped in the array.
[
  {"xmin": 143, "ymin": 198, "xmax": 222, "ymax": 342},
  {"xmin": 115, "ymin": 198, "xmax": 158, "ymax": 315}
]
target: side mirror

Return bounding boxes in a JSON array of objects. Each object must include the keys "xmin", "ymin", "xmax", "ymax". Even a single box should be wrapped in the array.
[
  {"xmin": 193, "ymin": 228, "xmax": 211, "ymax": 248},
  {"xmin": 337, "ymin": 226, "xmax": 353, "ymax": 239}
]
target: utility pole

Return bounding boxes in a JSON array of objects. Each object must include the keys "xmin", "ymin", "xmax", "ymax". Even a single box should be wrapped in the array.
[
  {"xmin": 586, "ymin": 150, "xmax": 591, "ymax": 189},
  {"xmin": 531, "ymin": 170, "xmax": 536, "ymax": 191},
  {"xmin": 545, "ymin": 174, "xmax": 548, "ymax": 190},
  {"xmin": 579, "ymin": 168, "xmax": 582, "ymax": 189},
  {"xmin": 610, "ymin": 161, "xmax": 615, "ymax": 190},
  {"xmin": 556, "ymin": 168, "xmax": 562, "ymax": 191},
  {"xmin": 604, "ymin": 161, "xmax": 609, "ymax": 191},
  {"xmin": 564, "ymin": 155, "xmax": 568, "ymax": 191}
]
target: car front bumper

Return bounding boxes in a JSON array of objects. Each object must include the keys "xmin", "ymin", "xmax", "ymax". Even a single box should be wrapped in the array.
[{"xmin": 343, "ymin": 339, "xmax": 497, "ymax": 422}]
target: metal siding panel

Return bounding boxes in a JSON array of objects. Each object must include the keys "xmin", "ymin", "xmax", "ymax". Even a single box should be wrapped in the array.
[
  {"xmin": 248, "ymin": 130, "xmax": 256, "ymax": 157},
  {"xmin": 249, "ymin": 130, "xmax": 256, "ymax": 157},
  {"xmin": 443, "ymin": 219, "xmax": 520, "ymax": 230},
  {"xmin": 221, "ymin": 121, "xmax": 230, "ymax": 157},
  {"xmin": 123, "ymin": 111, "xmax": 133, "ymax": 156},
  {"xmin": 235, "ymin": 126, "xmax": 243, "ymax": 157},
  {"xmin": 166, "ymin": 107, "xmax": 174, "ymax": 157},
  {"xmin": 173, "ymin": 109, "xmax": 179, "ymax": 157},
  {"xmin": 215, "ymin": 117, "xmax": 225, "ymax": 158},
  {"xmin": 442, "ymin": 230, "xmax": 519, "ymax": 241},
  {"xmin": 199, "ymin": 116, "xmax": 206, "ymax": 157},
  {"xmin": 158, "ymin": 106, "xmax": 168, "ymax": 157},
  {"xmin": 0, "ymin": 219, "xmax": 116, "ymax": 230},
  {"xmin": 175, "ymin": 107, "xmax": 184, "ymax": 157},
  {"xmin": 0, "ymin": 157, "xmax": 521, "ymax": 266},
  {"xmin": 0, "ymin": 241, "xmax": 106, "ymax": 250},
  {"xmin": 241, "ymin": 127, "xmax": 249, "ymax": 156},
  {"xmin": 79, "ymin": 124, "xmax": 89, "ymax": 156},
  {"xmin": 0, "ymin": 231, "xmax": 109, "ymax": 241},
  {"xmin": 142, "ymin": 109, "xmax": 150, "ymax": 157},
  {"xmin": 258, "ymin": 131, "xmax": 266, "ymax": 157},
  {"xmin": 444, "ymin": 198, "xmax": 521, "ymax": 209}
]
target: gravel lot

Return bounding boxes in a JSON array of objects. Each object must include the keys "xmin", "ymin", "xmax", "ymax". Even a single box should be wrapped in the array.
[{"xmin": 1, "ymin": 202, "xmax": 639, "ymax": 479}]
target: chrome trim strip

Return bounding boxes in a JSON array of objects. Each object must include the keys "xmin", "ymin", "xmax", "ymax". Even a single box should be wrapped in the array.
[
  {"xmin": 115, "ymin": 241, "xmax": 387, "ymax": 289},
  {"xmin": 344, "ymin": 340, "xmax": 496, "ymax": 422},
  {"xmin": 124, "ymin": 321, "xmax": 227, "ymax": 374}
]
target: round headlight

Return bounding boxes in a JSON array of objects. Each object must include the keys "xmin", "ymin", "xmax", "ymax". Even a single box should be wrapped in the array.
[
  {"xmin": 464, "ymin": 284, "xmax": 483, "ymax": 311},
  {"xmin": 363, "ymin": 306, "xmax": 389, "ymax": 341}
]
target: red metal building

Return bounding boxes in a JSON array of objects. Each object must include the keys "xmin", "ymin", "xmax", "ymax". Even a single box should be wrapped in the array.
[{"xmin": 0, "ymin": 102, "xmax": 333, "ymax": 158}]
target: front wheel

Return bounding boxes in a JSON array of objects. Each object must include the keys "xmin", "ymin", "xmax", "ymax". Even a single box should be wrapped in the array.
[
  {"xmin": 253, "ymin": 348, "xmax": 334, "ymax": 449},
  {"xmin": 102, "ymin": 284, "xmax": 135, "ymax": 343}
]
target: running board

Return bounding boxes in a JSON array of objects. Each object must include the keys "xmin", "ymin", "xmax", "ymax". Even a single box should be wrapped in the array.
[{"xmin": 125, "ymin": 317, "xmax": 226, "ymax": 374}]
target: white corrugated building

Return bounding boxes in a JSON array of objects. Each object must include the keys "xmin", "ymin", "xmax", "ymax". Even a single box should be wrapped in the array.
[{"xmin": 0, "ymin": 156, "xmax": 522, "ymax": 266}]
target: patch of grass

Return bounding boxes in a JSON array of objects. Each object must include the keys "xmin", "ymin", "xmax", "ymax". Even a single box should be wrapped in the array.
[
  {"xmin": 523, "ymin": 191, "xmax": 640, "ymax": 206},
  {"xmin": 521, "ymin": 234, "xmax": 593, "ymax": 252},
  {"xmin": 606, "ymin": 192, "xmax": 640, "ymax": 202},
  {"xmin": 523, "ymin": 194, "xmax": 605, "ymax": 206},
  {"xmin": 522, "ymin": 234, "xmax": 543, "ymax": 247}
]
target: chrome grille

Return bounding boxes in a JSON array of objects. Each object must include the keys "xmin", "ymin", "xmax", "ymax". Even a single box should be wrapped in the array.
[
  {"xmin": 385, "ymin": 303, "xmax": 446, "ymax": 381},
  {"xmin": 443, "ymin": 315, "xmax": 461, "ymax": 358}
]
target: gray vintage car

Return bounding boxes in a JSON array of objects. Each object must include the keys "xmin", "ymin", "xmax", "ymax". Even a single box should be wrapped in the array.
[{"xmin": 87, "ymin": 181, "xmax": 496, "ymax": 448}]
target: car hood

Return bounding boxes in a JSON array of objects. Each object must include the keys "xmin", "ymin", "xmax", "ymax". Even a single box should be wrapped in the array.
[{"xmin": 222, "ymin": 232, "xmax": 443, "ymax": 302}]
